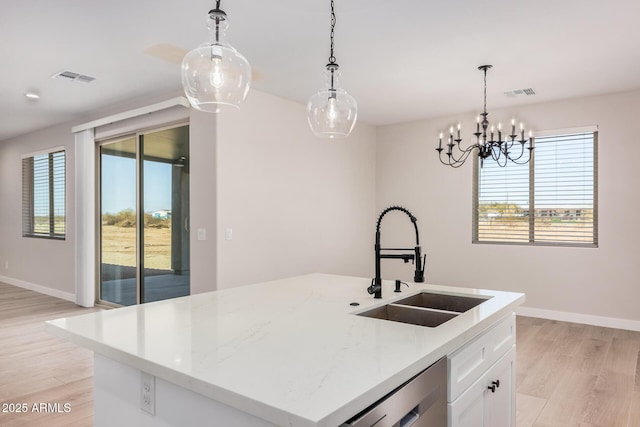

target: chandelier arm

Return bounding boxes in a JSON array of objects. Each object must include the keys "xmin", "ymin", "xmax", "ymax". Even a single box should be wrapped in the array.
[
  {"xmin": 439, "ymin": 150, "xmax": 467, "ymax": 168},
  {"xmin": 456, "ymin": 141, "xmax": 478, "ymax": 155},
  {"xmin": 490, "ymin": 144, "xmax": 501, "ymax": 162},
  {"xmin": 508, "ymin": 143, "xmax": 526, "ymax": 162},
  {"xmin": 437, "ymin": 151, "xmax": 454, "ymax": 166},
  {"xmin": 451, "ymin": 147, "xmax": 475, "ymax": 166},
  {"xmin": 496, "ymin": 150, "xmax": 508, "ymax": 168},
  {"xmin": 454, "ymin": 150, "xmax": 472, "ymax": 169},
  {"xmin": 509, "ymin": 147, "xmax": 533, "ymax": 165},
  {"xmin": 447, "ymin": 146, "xmax": 471, "ymax": 164}
]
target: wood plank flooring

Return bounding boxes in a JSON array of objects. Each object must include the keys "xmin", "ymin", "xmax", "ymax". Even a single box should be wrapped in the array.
[
  {"xmin": 516, "ymin": 315, "xmax": 640, "ymax": 427},
  {"xmin": 1, "ymin": 282, "xmax": 639, "ymax": 426},
  {"xmin": 0, "ymin": 282, "xmax": 101, "ymax": 427}
]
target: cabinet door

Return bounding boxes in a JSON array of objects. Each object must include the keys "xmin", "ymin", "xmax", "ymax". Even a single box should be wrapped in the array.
[
  {"xmin": 484, "ymin": 347, "xmax": 515, "ymax": 427},
  {"xmin": 449, "ymin": 346, "xmax": 515, "ymax": 427},
  {"xmin": 448, "ymin": 381, "xmax": 485, "ymax": 427}
]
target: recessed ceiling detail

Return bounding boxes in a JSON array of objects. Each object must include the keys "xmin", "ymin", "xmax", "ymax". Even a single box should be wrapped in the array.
[
  {"xmin": 504, "ymin": 88, "xmax": 536, "ymax": 98},
  {"xmin": 50, "ymin": 70, "xmax": 96, "ymax": 83}
]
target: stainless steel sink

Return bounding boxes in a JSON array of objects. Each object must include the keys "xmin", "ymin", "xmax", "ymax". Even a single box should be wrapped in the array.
[
  {"xmin": 358, "ymin": 304, "xmax": 458, "ymax": 327},
  {"xmin": 357, "ymin": 291, "xmax": 491, "ymax": 328},
  {"xmin": 394, "ymin": 291, "xmax": 490, "ymax": 313}
]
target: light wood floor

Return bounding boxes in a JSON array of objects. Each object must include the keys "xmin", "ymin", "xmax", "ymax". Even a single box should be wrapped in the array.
[
  {"xmin": 516, "ymin": 315, "xmax": 640, "ymax": 427},
  {"xmin": 0, "ymin": 282, "xmax": 101, "ymax": 426},
  {"xmin": 1, "ymin": 282, "xmax": 639, "ymax": 426}
]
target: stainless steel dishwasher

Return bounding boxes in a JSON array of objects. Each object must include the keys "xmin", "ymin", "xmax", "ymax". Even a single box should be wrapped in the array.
[{"xmin": 341, "ymin": 357, "xmax": 447, "ymax": 427}]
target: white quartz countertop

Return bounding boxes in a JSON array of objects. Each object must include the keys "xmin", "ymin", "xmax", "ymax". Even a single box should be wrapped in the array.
[{"xmin": 46, "ymin": 274, "xmax": 524, "ymax": 427}]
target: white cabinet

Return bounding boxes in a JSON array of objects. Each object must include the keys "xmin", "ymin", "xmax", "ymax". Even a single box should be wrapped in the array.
[
  {"xmin": 447, "ymin": 314, "xmax": 516, "ymax": 427},
  {"xmin": 449, "ymin": 347, "xmax": 515, "ymax": 427}
]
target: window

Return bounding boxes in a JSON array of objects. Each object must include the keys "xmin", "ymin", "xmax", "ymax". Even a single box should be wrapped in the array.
[
  {"xmin": 22, "ymin": 148, "xmax": 66, "ymax": 239},
  {"xmin": 473, "ymin": 129, "xmax": 597, "ymax": 247}
]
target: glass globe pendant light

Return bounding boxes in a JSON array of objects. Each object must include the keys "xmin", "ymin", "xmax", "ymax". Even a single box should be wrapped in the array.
[
  {"xmin": 181, "ymin": 1, "xmax": 251, "ymax": 113},
  {"xmin": 307, "ymin": 0, "xmax": 357, "ymax": 138}
]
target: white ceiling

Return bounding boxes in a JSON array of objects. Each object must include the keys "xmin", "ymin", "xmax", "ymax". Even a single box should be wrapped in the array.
[{"xmin": 2, "ymin": 0, "xmax": 640, "ymax": 142}]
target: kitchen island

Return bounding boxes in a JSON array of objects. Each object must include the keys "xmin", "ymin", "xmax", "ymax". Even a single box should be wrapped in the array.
[{"xmin": 46, "ymin": 274, "xmax": 524, "ymax": 426}]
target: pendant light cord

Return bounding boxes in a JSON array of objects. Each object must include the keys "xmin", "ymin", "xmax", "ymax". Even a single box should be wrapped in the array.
[
  {"xmin": 216, "ymin": 0, "xmax": 221, "ymax": 9},
  {"xmin": 328, "ymin": 0, "xmax": 337, "ymax": 65}
]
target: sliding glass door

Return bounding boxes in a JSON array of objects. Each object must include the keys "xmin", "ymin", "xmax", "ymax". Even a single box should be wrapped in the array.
[{"xmin": 99, "ymin": 125, "xmax": 190, "ymax": 306}]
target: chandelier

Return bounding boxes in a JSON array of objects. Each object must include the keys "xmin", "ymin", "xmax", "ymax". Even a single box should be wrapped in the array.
[
  {"xmin": 436, "ymin": 65, "xmax": 533, "ymax": 168},
  {"xmin": 307, "ymin": 0, "xmax": 358, "ymax": 139},
  {"xmin": 181, "ymin": 1, "xmax": 251, "ymax": 113}
]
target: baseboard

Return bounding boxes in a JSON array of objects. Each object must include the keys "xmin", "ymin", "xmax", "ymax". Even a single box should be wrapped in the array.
[
  {"xmin": 517, "ymin": 306, "xmax": 640, "ymax": 332},
  {"xmin": 0, "ymin": 275, "xmax": 75, "ymax": 303}
]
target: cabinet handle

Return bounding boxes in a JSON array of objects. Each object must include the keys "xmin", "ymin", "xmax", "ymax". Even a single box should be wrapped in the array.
[
  {"xmin": 487, "ymin": 385, "xmax": 496, "ymax": 393},
  {"xmin": 492, "ymin": 380, "xmax": 500, "ymax": 388}
]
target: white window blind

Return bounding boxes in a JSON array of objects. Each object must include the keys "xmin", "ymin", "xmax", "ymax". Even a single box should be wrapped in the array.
[
  {"xmin": 22, "ymin": 149, "xmax": 66, "ymax": 239},
  {"xmin": 474, "ymin": 130, "xmax": 597, "ymax": 247}
]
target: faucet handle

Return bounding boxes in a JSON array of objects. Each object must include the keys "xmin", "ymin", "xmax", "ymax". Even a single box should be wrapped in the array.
[
  {"xmin": 367, "ymin": 278, "xmax": 381, "ymax": 296},
  {"xmin": 414, "ymin": 254, "xmax": 426, "ymax": 282}
]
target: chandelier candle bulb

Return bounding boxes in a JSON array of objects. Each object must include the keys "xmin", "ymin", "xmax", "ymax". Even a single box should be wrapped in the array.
[
  {"xmin": 457, "ymin": 123, "xmax": 461, "ymax": 139},
  {"xmin": 511, "ymin": 119, "xmax": 516, "ymax": 135},
  {"xmin": 476, "ymin": 116, "xmax": 480, "ymax": 133},
  {"xmin": 439, "ymin": 133, "xmax": 442, "ymax": 150}
]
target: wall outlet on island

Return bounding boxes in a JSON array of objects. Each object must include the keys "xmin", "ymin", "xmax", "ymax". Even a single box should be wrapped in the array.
[{"xmin": 140, "ymin": 372, "xmax": 155, "ymax": 415}]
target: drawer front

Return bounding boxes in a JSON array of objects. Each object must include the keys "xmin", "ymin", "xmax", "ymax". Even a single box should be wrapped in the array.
[{"xmin": 448, "ymin": 313, "xmax": 515, "ymax": 401}]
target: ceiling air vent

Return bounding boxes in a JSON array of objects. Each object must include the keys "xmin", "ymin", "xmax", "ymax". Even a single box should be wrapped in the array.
[
  {"xmin": 50, "ymin": 70, "xmax": 96, "ymax": 83},
  {"xmin": 504, "ymin": 88, "xmax": 536, "ymax": 98}
]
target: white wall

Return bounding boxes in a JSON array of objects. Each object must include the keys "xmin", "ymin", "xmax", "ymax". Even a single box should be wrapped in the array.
[
  {"xmin": 376, "ymin": 90, "xmax": 640, "ymax": 325},
  {"xmin": 215, "ymin": 90, "xmax": 377, "ymax": 288},
  {"xmin": 0, "ymin": 123, "xmax": 76, "ymax": 299},
  {"xmin": 189, "ymin": 110, "xmax": 218, "ymax": 294},
  {"xmin": 0, "ymin": 89, "xmax": 377, "ymax": 299}
]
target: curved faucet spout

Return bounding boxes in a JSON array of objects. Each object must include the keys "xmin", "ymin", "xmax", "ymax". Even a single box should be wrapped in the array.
[
  {"xmin": 376, "ymin": 206, "xmax": 420, "ymax": 245},
  {"xmin": 369, "ymin": 206, "xmax": 426, "ymax": 299}
]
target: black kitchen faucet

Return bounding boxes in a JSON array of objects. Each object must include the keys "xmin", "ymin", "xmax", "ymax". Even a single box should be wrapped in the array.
[{"xmin": 367, "ymin": 206, "xmax": 425, "ymax": 298}]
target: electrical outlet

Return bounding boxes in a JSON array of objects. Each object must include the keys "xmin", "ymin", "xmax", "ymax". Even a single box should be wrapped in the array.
[
  {"xmin": 197, "ymin": 228, "xmax": 206, "ymax": 241},
  {"xmin": 140, "ymin": 372, "xmax": 155, "ymax": 415}
]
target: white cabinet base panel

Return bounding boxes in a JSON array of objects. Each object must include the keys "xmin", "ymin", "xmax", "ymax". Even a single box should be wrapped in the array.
[{"xmin": 94, "ymin": 354, "xmax": 277, "ymax": 427}]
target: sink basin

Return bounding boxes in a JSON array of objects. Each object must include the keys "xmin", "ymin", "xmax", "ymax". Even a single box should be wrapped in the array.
[
  {"xmin": 358, "ymin": 304, "xmax": 458, "ymax": 327},
  {"xmin": 356, "ymin": 291, "xmax": 491, "ymax": 328},
  {"xmin": 394, "ymin": 291, "xmax": 490, "ymax": 313}
]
